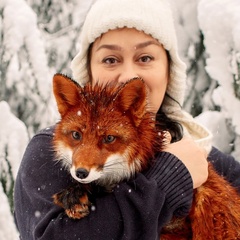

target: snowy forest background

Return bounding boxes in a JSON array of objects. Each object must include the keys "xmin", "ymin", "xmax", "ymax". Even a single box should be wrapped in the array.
[{"xmin": 1, "ymin": 0, "xmax": 240, "ymax": 238}]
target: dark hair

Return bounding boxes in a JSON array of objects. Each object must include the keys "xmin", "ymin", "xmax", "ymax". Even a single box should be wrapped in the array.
[
  {"xmin": 156, "ymin": 110, "xmax": 183, "ymax": 143},
  {"xmin": 156, "ymin": 93, "xmax": 183, "ymax": 143}
]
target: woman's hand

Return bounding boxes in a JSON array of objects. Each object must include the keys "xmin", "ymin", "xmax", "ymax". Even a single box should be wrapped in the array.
[{"xmin": 163, "ymin": 133, "xmax": 208, "ymax": 189}]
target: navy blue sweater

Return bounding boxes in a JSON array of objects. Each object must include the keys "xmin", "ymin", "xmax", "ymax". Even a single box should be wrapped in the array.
[{"xmin": 14, "ymin": 126, "xmax": 240, "ymax": 240}]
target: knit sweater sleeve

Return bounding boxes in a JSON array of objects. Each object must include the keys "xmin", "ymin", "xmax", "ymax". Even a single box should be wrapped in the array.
[
  {"xmin": 208, "ymin": 147, "xmax": 240, "ymax": 193},
  {"xmin": 14, "ymin": 127, "xmax": 193, "ymax": 240}
]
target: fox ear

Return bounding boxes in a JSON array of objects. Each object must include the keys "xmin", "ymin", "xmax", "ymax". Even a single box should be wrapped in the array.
[
  {"xmin": 53, "ymin": 74, "xmax": 81, "ymax": 117},
  {"xmin": 117, "ymin": 79, "xmax": 147, "ymax": 126}
]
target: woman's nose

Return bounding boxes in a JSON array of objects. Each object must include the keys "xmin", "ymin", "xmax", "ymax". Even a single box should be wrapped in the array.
[{"xmin": 117, "ymin": 64, "xmax": 139, "ymax": 83}]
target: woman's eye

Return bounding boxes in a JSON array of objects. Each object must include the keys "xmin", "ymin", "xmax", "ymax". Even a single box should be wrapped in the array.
[
  {"xmin": 138, "ymin": 55, "xmax": 153, "ymax": 63},
  {"xmin": 102, "ymin": 57, "xmax": 118, "ymax": 64},
  {"xmin": 71, "ymin": 131, "xmax": 82, "ymax": 140},
  {"xmin": 103, "ymin": 135, "xmax": 116, "ymax": 144}
]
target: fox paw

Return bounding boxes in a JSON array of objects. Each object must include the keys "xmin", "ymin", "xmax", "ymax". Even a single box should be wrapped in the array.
[
  {"xmin": 65, "ymin": 194, "xmax": 90, "ymax": 219},
  {"xmin": 53, "ymin": 184, "xmax": 91, "ymax": 219}
]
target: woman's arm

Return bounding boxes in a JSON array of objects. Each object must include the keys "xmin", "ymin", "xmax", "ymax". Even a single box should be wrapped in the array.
[
  {"xmin": 14, "ymin": 127, "xmax": 193, "ymax": 240},
  {"xmin": 163, "ymin": 136, "xmax": 240, "ymax": 192},
  {"xmin": 163, "ymin": 137, "xmax": 209, "ymax": 189}
]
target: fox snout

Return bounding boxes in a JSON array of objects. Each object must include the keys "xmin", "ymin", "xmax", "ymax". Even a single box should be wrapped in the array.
[
  {"xmin": 68, "ymin": 153, "xmax": 135, "ymax": 185},
  {"xmin": 70, "ymin": 165, "xmax": 103, "ymax": 184}
]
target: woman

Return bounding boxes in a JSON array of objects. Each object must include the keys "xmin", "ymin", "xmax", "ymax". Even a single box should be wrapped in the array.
[{"xmin": 14, "ymin": 0, "xmax": 240, "ymax": 239}]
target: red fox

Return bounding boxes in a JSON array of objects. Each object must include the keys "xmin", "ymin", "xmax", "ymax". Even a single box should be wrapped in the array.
[{"xmin": 52, "ymin": 74, "xmax": 240, "ymax": 239}]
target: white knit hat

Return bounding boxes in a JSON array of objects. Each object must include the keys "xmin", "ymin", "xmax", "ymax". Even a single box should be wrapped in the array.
[{"xmin": 71, "ymin": 0, "xmax": 212, "ymax": 152}]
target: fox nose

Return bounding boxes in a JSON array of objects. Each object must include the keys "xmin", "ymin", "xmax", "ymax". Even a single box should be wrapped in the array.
[{"xmin": 75, "ymin": 168, "xmax": 89, "ymax": 179}]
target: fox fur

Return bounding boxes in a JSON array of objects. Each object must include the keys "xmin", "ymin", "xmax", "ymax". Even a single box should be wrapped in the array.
[{"xmin": 52, "ymin": 73, "xmax": 240, "ymax": 239}]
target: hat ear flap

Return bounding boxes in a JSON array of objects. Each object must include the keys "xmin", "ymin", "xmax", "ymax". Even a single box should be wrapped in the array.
[
  {"xmin": 116, "ymin": 79, "xmax": 147, "ymax": 126},
  {"xmin": 53, "ymin": 74, "xmax": 82, "ymax": 117}
]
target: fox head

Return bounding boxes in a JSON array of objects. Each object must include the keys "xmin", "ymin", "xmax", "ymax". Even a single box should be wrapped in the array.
[{"xmin": 52, "ymin": 74, "xmax": 163, "ymax": 186}]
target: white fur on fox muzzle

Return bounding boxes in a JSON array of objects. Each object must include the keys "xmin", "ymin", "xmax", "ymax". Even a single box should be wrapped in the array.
[{"xmin": 70, "ymin": 166, "xmax": 102, "ymax": 183}]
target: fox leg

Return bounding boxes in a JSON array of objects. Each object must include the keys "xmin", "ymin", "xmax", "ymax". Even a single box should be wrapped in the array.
[
  {"xmin": 53, "ymin": 183, "xmax": 91, "ymax": 219},
  {"xmin": 160, "ymin": 217, "xmax": 192, "ymax": 240},
  {"xmin": 189, "ymin": 163, "xmax": 240, "ymax": 240}
]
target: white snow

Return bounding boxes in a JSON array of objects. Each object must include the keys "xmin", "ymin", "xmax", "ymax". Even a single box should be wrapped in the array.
[
  {"xmin": 77, "ymin": 110, "xmax": 82, "ymax": 116},
  {"xmin": 0, "ymin": 101, "xmax": 29, "ymax": 179},
  {"xmin": 198, "ymin": 0, "xmax": 240, "ymax": 135},
  {"xmin": 0, "ymin": 185, "xmax": 19, "ymax": 240},
  {"xmin": 0, "ymin": 101, "xmax": 29, "ymax": 239},
  {"xmin": 195, "ymin": 111, "xmax": 234, "ymax": 154},
  {"xmin": 3, "ymin": 0, "xmax": 51, "ymax": 100}
]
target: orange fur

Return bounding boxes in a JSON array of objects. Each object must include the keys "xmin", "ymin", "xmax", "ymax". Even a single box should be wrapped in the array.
[
  {"xmin": 52, "ymin": 74, "xmax": 240, "ymax": 239},
  {"xmin": 53, "ymin": 74, "xmax": 162, "ymax": 186}
]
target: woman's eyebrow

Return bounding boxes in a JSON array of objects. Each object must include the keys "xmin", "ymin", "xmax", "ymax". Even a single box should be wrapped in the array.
[
  {"xmin": 96, "ymin": 40, "xmax": 160, "ymax": 52},
  {"xmin": 96, "ymin": 44, "xmax": 122, "ymax": 51},
  {"xmin": 135, "ymin": 40, "xmax": 160, "ymax": 49}
]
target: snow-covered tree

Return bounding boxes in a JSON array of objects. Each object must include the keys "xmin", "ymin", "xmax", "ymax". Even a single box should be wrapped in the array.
[
  {"xmin": 170, "ymin": 0, "xmax": 215, "ymax": 117},
  {"xmin": 1, "ymin": 0, "xmax": 54, "ymax": 136},
  {"xmin": 197, "ymin": 0, "xmax": 240, "ymax": 158},
  {"xmin": 0, "ymin": 101, "xmax": 28, "ymax": 207},
  {"xmin": 0, "ymin": 184, "xmax": 18, "ymax": 240},
  {"xmin": 26, "ymin": 0, "xmax": 94, "ymax": 75},
  {"xmin": 0, "ymin": 101, "xmax": 28, "ymax": 238},
  {"xmin": 170, "ymin": 0, "xmax": 240, "ymax": 157}
]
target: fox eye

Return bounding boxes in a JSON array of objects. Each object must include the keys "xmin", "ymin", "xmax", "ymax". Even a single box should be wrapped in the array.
[
  {"xmin": 71, "ymin": 131, "xmax": 82, "ymax": 140},
  {"xmin": 103, "ymin": 135, "xmax": 116, "ymax": 144}
]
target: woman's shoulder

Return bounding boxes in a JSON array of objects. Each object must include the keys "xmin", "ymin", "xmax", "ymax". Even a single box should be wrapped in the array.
[
  {"xmin": 20, "ymin": 125, "xmax": 57, "ymax": 171},
  {"xmin": 35, "ymin": 125, "xmax": 56, "ymax": 137},
  {"xmin": 28, "ymin": 125, "xmax": 56, "ymax": 148},
  {"xmin": 208, "ymin": 147, "xmax": 238, "ymax": 164},
  {"xmin": 16, "ymin": 123, "xmax": 71, "ymax": 191},
  {"xmin": 208, "ymin": 147, "xmax": 240, "ymax": 191}
]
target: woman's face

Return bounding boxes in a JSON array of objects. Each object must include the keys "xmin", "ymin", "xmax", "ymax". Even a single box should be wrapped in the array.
[{"xmin": 90, "ymin": 28, "xmax": 169, "ymax": 113}]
